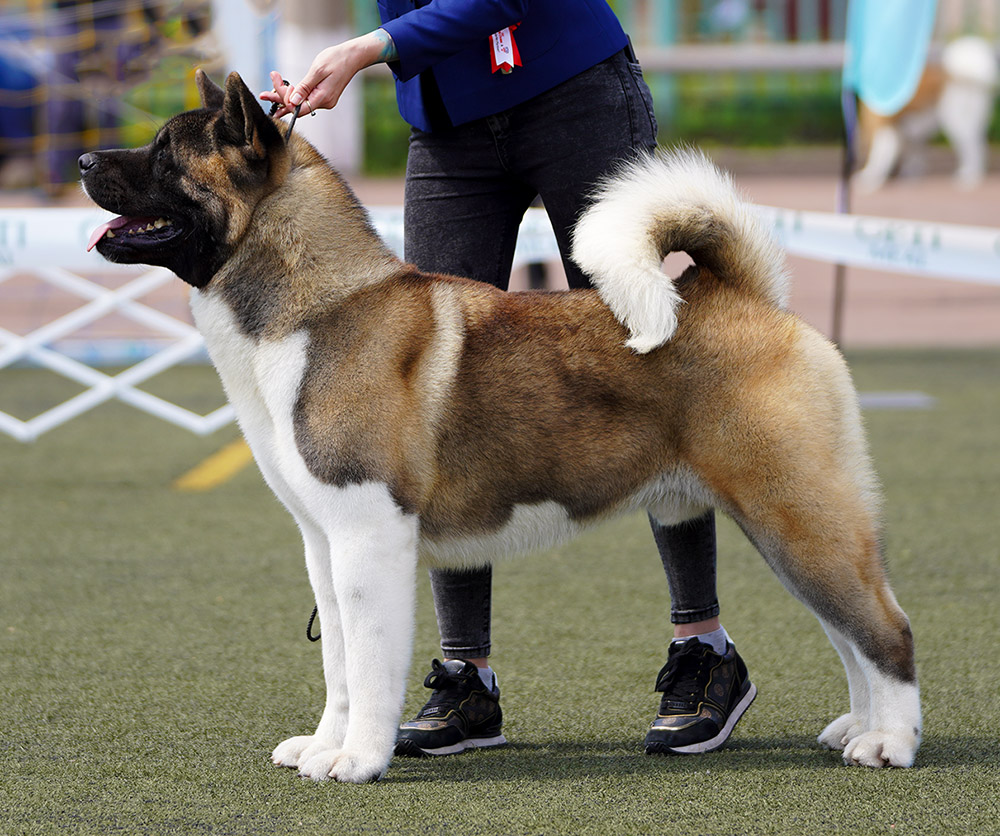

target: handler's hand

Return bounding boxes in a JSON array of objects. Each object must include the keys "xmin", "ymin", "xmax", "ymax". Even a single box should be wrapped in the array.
[{"xmin": 259, "ymin": 31, "xmax": 396, "ymax": 118}]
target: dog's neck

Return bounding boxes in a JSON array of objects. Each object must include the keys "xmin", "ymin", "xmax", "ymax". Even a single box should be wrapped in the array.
[{"xmin": 206, "ymin": 139, "xmax": 404, "ymax": 339}]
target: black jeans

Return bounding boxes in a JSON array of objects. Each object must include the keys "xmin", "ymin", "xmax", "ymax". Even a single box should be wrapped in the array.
[{"xmin": 404, "ymin": 50, "xmax": 719, "ymax": 658}]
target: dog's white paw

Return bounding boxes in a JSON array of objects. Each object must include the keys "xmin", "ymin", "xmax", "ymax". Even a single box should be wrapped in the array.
[
  {"xmin": 272, "ymin": 734, "xmax": 317, "ymax": 769},
  {"xmin": 843, "ymin": 730, "xmax": 918, "ymax": 768},
  {"xmin": 297, "ymin": 746, "xmax": 386, "ymax": 784},
  {"xmin": 297, "ymin": 745, "xmax": 342, "ymax": 781},
  {"xmin": 852, "ymin": 171, "xmax": 886, "ymax": 195},
  {"xmin": 328, "ymin": 750, "xmax": 388, "ymax": 784},
  {"xmin": 818, "ymin": 713, "xmax": 866, "ymax": 751}
]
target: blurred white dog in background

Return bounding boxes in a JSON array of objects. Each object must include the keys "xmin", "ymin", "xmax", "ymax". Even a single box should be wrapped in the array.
[{"xmin": 855, "ymin": 36, "xmax": 998, "ymax": 192}]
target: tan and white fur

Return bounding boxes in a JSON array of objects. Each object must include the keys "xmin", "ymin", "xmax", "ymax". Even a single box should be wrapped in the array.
[
  {"xmin": 855, "ymin": 36, "xmax": 998, "ymax": 192},
  {"xmin": 81, "ymin": 72, "xmax": 921, "ymax": 783}
]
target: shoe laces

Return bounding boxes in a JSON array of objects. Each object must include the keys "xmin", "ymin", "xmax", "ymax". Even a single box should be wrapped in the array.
[
  {"xmin": 655, "ymin": 641, "xmax": 715, "ymax": 711},
  {"xmin": 416, "ymin": 660, "xmax": 477, "ymax": 718}
]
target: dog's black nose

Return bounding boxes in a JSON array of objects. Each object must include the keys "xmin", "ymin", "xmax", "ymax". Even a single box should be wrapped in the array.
[{"xmin": 78, "ymin": 153, "xmax": 98, "ymax": 174}]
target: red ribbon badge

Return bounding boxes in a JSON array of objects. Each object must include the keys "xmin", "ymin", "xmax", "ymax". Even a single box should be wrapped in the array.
[{"xmin": 490, "ymin": 25, "xmax": 521, "ymax": 74}]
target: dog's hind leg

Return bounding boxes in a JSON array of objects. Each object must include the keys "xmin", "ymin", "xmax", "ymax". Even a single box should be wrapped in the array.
[
  {"xmin": 699, "ymin": 348, "xmax": 920, "ymax": 766},
  {"xmin": 854, "ymin": 125, "xmax": 902, "ymax": 193},
  {"xmin": 939, "ymin": 81, "xmax": 991, "ymax": 188},
  {"xmin": 725, "ymin": 478, "xmax": 920, "ymax": 767},
  {"xmin": 815, "ymin": 620, "xmax": 870, "ymax": 750}
]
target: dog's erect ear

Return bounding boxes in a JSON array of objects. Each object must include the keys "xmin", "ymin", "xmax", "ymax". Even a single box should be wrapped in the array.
[
  {"xmin": 219, "ymin": 71, "xmax": 283, "ymax": 160},
  {"xmin": 195, "ymin": 68, "xmax": 225, "ymax": 109}
]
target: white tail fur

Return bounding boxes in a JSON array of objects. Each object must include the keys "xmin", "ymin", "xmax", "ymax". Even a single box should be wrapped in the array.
[{"xmin": 571, "ymin": 148, "xmax": 789, "ymax": 353}]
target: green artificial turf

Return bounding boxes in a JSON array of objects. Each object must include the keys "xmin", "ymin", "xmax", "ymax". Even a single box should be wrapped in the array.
[{"xmin": 2, "ymin": 350, "xmax": 999, "ymax": 835}]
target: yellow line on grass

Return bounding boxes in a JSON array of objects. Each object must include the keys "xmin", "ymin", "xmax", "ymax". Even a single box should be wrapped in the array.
[{"xmin": 173, "ymin": 439, "xmax": 253, "ymax": 492}]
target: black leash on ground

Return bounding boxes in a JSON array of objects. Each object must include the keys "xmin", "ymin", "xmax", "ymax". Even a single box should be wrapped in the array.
[{"xmin": 269, "ymin": 81, "xmax": 319, "ymax": 643}]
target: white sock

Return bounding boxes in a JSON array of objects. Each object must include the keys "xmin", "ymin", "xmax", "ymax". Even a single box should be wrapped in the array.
[
  {"xmin": 477, "ymin": 666, "xmax": 497, "ymax": 691},
  {"xmin": 672, "ymin": 626, "xmax": 731, "ymax": 655}
]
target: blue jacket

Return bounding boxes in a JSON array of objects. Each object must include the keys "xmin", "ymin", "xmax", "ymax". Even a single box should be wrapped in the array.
[{"xmin": 376, "ymin": 0, "xmax": 628, "ymax": 131}]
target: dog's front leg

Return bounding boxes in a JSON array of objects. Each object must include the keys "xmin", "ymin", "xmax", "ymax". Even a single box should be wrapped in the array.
[
  {"xmin": 272, "ymin": 519, "xmax": 350, "ymax": 769},
  {"xmin": 295, "ymin": 485, "xmax": 419, "ymax": 784}
]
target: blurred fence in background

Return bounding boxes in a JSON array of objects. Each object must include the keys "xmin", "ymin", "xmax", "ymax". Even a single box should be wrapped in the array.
[
  {"xmin": 0, "ymin": 0, "xmax": 220, "ymax": 191},
  {"xmin": 3, "ymin": 0, "xmax": 999, "ymax": 190}
]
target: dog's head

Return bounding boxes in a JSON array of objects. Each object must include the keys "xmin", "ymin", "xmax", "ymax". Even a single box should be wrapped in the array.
[{"xmin": 80, "ymin": 70, "xmax": 288, "ymax": 287}]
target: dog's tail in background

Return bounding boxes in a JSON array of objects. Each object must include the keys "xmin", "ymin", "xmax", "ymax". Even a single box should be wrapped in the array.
[
  {"xmin": 941, "ymin": 35, "xmax": 999, "ymax": 88},
  {"xmin": 571, "ymin": 148, "xmax": 789, "ymax": 353}
]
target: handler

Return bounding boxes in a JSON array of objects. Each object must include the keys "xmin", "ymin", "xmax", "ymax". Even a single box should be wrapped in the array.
[{"xmin": 262, "ymin": 0, "xmax": 756, "ymax": 758}]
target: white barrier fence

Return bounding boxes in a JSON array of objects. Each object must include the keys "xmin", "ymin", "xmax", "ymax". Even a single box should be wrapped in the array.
[
  {"xmin": 757, "ymin": 206, "xmax": 1000, "ymax": 286},
  {"xmin": 1, "ymin": 205, "xmax": 997, "ymax": 442}
]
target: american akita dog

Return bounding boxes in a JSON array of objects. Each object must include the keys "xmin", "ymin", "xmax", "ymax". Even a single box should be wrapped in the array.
[{"xmin": 80, "ymin": 70, "xmax": 920, "ymax": 783}]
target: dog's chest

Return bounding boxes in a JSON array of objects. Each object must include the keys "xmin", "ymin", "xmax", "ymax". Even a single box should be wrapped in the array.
[{"xmin": 189, "ymin": 289, "xmax": 307, "ymax": 465}]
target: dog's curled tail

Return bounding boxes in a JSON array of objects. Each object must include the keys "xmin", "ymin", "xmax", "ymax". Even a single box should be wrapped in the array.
[
  {"xmin": 571, "ymin": 148, "xmax": 789, "ymax": 353},
  {"xmin": 942, "ymin": 36, "xmax": 999, "ymax": 87}
]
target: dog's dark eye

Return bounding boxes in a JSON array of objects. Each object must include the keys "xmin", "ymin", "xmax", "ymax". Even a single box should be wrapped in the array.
[
  {"xmin": 154, "ymin": 141, "xmax": 174, "ymax": 171},
  {"xmin": 151, "ymin": 131, "xmax": 171, "ymax": 160}
]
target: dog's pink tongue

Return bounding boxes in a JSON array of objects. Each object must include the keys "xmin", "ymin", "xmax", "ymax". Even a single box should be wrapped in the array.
[{"xmin": 86, "ymin": 215, "xmax": 142, "ymax": 252}]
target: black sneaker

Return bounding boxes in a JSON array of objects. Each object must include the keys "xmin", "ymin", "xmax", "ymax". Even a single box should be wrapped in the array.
[
  {"xmin": 394, "ymin": 659, "xmax": 507, "ymax": 757},
  {"xmin": 644, "ymin": 637, "xmax": 757, "ymax": 755}
]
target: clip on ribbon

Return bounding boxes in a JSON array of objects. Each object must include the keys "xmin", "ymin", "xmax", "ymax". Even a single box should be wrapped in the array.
[{"xmin": 490, "ymin": 25, "xmax": 521, "ymax": 74}]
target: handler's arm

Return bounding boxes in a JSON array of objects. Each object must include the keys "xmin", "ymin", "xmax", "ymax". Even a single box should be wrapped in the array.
[
  {"xmin": 260, "ymin": 0, "xmax": 531, "ymax": 115},
  {"xmin": 260, "ymin": 28, "xmax": 397, "ymax": 117}
]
